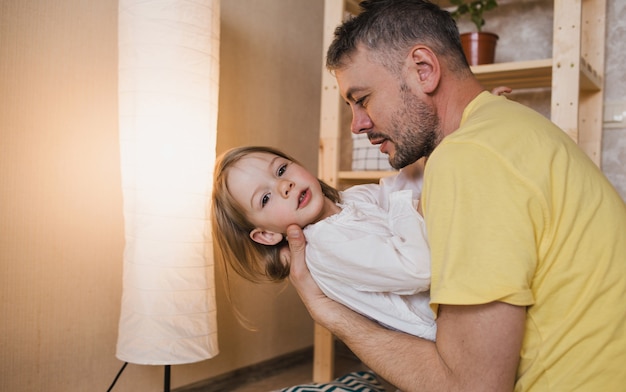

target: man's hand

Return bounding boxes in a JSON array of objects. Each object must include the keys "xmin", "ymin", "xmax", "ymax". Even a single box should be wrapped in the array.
[
  {"xmin": 491, "ymin": 86, "xmax": 512, "ymax": 96},
  {"xmin": 284, "ymin": 225, "xmax": 325, "ymax": 308},
  {"xmin": 283, "ymin": 224, "xmax": 307, "ymax": 282},
  {"xmin": 284, "ymin": 224, "xmax": 342, "ymax": 324}
]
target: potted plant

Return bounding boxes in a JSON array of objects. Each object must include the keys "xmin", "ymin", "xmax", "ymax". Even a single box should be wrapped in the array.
[{"xmin": 450, "ymin": 0, "xmax": 499, "ymax": 66}]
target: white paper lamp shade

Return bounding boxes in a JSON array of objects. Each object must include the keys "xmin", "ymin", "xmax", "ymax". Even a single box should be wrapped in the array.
[{"xmin": 116, "ymin": 0, "xmax": 220, "ymax": 365}]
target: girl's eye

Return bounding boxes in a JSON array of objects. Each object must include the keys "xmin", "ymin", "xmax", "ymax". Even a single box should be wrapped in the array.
[
  {"xmin": 277, "ymin": 163, "xmax": 287, "ymax": 177},
  {"xmin": 261, "ymin": 193, "xmax": 270, "ymax": 207}
]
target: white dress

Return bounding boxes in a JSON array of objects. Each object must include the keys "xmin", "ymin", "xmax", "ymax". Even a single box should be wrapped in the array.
[{"xmin": 303, "ymin": 166, "xmax": 436, "ymax": 340}]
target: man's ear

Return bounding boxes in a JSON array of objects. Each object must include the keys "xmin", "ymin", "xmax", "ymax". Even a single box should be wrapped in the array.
[
  {"xmin": 250, "ymin": 228, "xmax": 284, "ymax": 246},
  {"xmin": 409, "ymin": 46, "xmax": 440, "ymax": 94}
]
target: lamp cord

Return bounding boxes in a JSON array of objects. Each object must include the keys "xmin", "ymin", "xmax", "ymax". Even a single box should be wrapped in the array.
[{"xmin": 106, "ymin": 362, "xmax": 128, "ymax": 392}]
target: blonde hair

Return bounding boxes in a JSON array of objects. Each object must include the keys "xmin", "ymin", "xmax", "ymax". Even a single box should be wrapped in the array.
[{"xmin": 211, "ymin": 146, "xmax": 341, "ymax": 283}]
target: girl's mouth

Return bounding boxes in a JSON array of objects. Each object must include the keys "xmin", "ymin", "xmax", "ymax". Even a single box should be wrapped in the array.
[{"xmin": 298, "ymin": 189, "xmax": 311, "ymax": 208}]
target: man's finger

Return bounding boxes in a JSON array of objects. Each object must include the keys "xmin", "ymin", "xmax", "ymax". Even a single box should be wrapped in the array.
[
  {"xmin": 286, "ymin": 224, "xmax": 305, "ymax": 253},
  {"xmin": 286, "ymin": 224, "xmax": 307, "ymax": 279}
]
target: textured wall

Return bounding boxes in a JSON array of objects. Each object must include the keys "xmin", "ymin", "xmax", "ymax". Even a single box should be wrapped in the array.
[{"xmin": 601, "ymin": 0, "xmax": 626, "ymax": 200}]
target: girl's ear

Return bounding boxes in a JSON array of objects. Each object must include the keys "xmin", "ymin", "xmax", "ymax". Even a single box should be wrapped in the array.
[{"xmin": 250, "ymin": 228, "xmax": 284, "ymax": 246}]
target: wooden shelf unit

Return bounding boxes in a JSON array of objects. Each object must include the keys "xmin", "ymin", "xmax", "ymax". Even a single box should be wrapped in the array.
[{"xmin": 314, "ymin": 0, "xmax": 606, "ymax": 382}]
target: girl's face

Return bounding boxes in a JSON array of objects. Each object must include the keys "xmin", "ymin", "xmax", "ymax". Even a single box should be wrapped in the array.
[{"xmin": 226, "ymin": 152, "xmax": 337, "ymax": 246}]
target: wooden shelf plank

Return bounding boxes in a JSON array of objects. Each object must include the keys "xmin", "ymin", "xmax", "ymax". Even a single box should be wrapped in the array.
[
  {"xmin": 471, "ymin": 57, "xmax": 602, "ymax": 92},
  {"xmin": 580, "ymin": 56, "xmax": 603, "ymax": 91},
  {"xmin": 471, "ymin": 58, "xmax": 553, "ymax": 90}
]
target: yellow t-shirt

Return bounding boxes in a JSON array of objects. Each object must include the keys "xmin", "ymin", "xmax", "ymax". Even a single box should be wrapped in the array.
[{"xmin": 422, "ymin": 91, "xmax": 626, "ymax": 391}]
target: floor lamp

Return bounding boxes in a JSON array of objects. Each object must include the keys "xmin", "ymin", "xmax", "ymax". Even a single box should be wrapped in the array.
[{"xmin": 115, "ymin": 0, "xmax": 221, "ymax": 388}]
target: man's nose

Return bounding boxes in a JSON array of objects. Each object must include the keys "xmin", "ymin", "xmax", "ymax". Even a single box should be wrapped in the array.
[
  {"xmin": 351, "ymin": 107, "xmax": 373, "ymax": 134},
  {"xmin": 279, "ymin": 179, "xmax": 294, "ymax": 198}
]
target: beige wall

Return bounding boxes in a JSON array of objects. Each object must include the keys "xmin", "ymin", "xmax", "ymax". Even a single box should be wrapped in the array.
[
  {"xmin": 0, "ymin": 0, "xmax": 322, "ymax": 391},
  {"xmin": 0, "ymin": 0, "xmax": 127, "ymax": 390}
]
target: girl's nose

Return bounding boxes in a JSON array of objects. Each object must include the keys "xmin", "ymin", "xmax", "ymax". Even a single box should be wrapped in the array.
[
  {"xmin": 351, "ymin": 107, "xmax": 373, "ymax": 134},
  {"xmin": 279, "ymin": 179, "xmax": 294, "ymax": 198}
]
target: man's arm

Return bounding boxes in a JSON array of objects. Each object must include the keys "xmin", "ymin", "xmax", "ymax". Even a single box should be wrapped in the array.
[{"xmin": 286, "ymin": 225, "xmax": 525, "ymax": 392}]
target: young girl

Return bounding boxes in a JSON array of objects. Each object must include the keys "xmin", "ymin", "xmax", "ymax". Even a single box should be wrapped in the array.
[{"xmin": 211, "ymin": 145, "xmax": 435, "ymax": 340}]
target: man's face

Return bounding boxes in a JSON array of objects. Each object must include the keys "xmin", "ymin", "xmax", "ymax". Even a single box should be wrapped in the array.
[{"xmin": 336, "ymin": 46, "xmax": 440, "ymax": 169}]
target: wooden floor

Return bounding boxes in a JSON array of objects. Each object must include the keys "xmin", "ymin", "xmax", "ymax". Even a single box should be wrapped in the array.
[{"xmin": 174, "ymin": 343, "xmax": 396, "ymax": 392}]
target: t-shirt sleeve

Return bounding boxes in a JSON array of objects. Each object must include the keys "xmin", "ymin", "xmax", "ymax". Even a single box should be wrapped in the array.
[{"xmin": 423, "ymin": 141, "xmax": 541, "ymax": 315}]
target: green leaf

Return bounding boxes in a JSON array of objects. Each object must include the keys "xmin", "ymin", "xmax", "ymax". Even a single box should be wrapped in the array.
[{"xmin": 449, "ymin": 0, "xmax": 498, "ymax": 32}]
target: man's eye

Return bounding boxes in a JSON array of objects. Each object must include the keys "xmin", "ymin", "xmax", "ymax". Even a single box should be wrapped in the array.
[
  {"xmin": 277, "ymin": 163, "xmax": 287, "ymax": 177},
  {"xmin": 261, "ymin": 193, "xmax": 270, "ymax": 207},
  {"xmin": 355, "ymin": 96, "xmax": 367, "ymax": 106}
]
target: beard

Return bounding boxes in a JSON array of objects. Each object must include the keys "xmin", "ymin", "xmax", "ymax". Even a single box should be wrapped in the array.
[{"xmin": 386, "ymin": 86, "xmax": 441, "ymax": 170}]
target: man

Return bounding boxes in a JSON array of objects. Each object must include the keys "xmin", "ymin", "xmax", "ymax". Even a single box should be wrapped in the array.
[{"xmin": 285, "ymin": 0, "xmax": 626, "ymax": 391}]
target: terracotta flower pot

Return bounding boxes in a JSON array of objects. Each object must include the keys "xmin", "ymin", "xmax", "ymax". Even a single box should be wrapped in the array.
[{"xmin": 460, "ymin": 32, "xmax": 499, "ymax": 65}]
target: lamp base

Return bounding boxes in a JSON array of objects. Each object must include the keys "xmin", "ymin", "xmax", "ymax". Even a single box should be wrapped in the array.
[{"xmin": 164, "ymin": 365, "xmax": 171, "ymax": 392}]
